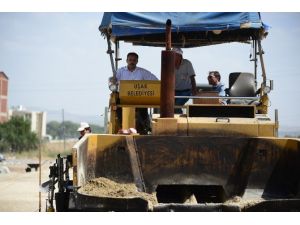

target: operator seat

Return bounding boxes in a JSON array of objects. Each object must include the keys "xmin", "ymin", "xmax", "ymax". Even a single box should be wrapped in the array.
[{"xmin": 226, "ymin": 72, "xmax": 257, "ymax": 104}]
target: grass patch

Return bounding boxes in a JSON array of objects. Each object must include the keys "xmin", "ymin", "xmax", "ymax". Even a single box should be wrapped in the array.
[
  {"xmin": 5, "ymin": 140, "xmax": 77, "ymax": 160},
  {"xmin": 42, "ymin": 140, "xmax": 76, "ymax": 158}
]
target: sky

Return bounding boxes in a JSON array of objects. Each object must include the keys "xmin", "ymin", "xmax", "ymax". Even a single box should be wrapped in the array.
[{"xmin": 1, "ymin": 12, "xmax": 300, "ymax": 130}]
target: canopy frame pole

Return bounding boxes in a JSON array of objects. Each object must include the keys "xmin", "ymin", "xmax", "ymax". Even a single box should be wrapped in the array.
[
  {"xmin": 254, "ymin": 40, "xmax": 258, "ymax": 89},
  {"xmin": 258, "ymin": 39, "xmax": 267, "ymax": 86},
  {"xmin": 106, "ymin": 34, "xmax": 117, "ymax": 79},
  {"xmin": 115, "ymin": 40, "xmax": 121, "ymax": 71}
]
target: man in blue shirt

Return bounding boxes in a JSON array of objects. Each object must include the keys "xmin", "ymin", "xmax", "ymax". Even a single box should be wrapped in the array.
[{"xmin": 207, "ymin": 71, "xmax": 226, "ymax": 104}]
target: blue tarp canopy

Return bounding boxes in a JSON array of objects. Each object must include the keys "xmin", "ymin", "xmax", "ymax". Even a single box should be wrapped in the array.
[{"xmin": 99, "ymin": 12, "xmax": 268, "ymax": 47}]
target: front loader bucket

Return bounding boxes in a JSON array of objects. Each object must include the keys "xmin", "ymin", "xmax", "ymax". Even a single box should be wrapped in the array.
[{"xmin": 72, "ymin": 134, "xmax": 300, "ymax": 211}]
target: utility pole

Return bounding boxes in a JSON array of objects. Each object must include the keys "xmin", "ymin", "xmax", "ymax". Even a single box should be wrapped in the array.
[
  {"xmin": 62, "ymin": 109, "xmax": 66, "ymax": 151},
  {"xmin": 104, "ymin": 106, "xmax": 108, "ymax": 133},
  {"xmin": 38, "ymin": 140, "xmax": 41, "ymax": 212}
]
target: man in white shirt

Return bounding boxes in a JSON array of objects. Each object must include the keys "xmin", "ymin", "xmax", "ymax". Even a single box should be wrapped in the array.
[
  {"xmin": 116, "ymin": 52, "xmax": 158, "ymax": 81},
  {"xmin": 116, "ymin": 52, "xmax": 158, "ymax": 134}
]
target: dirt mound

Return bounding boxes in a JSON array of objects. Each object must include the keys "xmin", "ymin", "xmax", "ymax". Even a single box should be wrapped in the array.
[{"xmin": 79, "ymin": 177, "xmax": 157, "ymax": 205}]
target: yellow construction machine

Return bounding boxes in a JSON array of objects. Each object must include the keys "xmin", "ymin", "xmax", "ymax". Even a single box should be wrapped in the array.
[{"xmin": 45, "ymin": 13, "xmax": 300, "ymax": 212}]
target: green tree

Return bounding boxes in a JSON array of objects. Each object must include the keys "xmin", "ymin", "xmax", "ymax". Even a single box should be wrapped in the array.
[
  {"xmin": 90, "ymin": 124, "xmax": 105, "ymax": 134},
  {"xmin": 62, "ymin": 121, "xmax": 79, "ymax": 139},
  {"xmin": 47, "ymin": 121, "xmax": 62, "ymax": 139},
  {"xmin": 0, "ymin": 116, "xmax": 39, "ymax": 153}
]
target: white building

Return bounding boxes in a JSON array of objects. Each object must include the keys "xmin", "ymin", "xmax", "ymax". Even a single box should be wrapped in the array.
[{"xmin": 9, "ymin": 105, "xmax": 47, "ymax": 139}]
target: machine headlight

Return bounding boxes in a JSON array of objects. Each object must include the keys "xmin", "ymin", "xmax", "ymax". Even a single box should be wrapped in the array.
[
  {"xmin": 263, "ymin": 86, "xmax": 271, "ymax": 94},
  {"xmin": 108, "ymin": 76, "xmax": 118, "ymax": 92},
  {"xmin": 109, "ymin": 83, "xmax": 118, "ymax": 92}
]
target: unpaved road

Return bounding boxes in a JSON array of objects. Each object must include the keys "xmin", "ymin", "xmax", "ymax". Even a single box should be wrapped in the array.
[{"xmin": 0, "ymin": 158, "xmax": 52, "ymax": 212}]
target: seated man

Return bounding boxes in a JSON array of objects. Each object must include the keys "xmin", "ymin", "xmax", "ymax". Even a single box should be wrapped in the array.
[
  {"xmin": 116, "ymin": 52, "xmax": 158, "ymax": 134},
  {"xmin": 207, "ymin": 71, "xmax": 226, "ymax": 104}
]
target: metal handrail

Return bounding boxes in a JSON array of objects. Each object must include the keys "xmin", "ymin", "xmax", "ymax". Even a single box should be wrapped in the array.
[{"xmin": 175, "ymin": 96, "xmax": 259, "ymax": 100}]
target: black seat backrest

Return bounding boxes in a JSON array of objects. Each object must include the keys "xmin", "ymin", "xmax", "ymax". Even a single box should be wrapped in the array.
[{"xmin": 228, "ymin": 72, "xmax": 256, "ymax": 97}]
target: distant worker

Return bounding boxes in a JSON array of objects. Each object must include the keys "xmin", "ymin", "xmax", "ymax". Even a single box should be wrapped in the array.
[
  {"xmin": 173, "ymin": 48, "xmax": 197, "ymax": 114},
  {"xmin": 116, "ymin": 52, "xmax": 158, "ymax": 134},
  {"xmin": 77, "ymin": 122, "xmax": 91, "ymax": 140},
  {"xmin": 207, "ymin": 71, "xmax": 226, "ymax": 104}
]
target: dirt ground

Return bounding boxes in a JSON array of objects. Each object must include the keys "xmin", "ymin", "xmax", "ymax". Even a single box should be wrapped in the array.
[{"xmin": 0, "ymin": 158, "xmax": 53, "ymax": 212}]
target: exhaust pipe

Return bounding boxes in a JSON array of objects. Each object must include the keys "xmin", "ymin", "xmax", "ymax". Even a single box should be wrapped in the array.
[{"xmin": 160, "ymin": 19, "xmax": 175, "ymax": 118}]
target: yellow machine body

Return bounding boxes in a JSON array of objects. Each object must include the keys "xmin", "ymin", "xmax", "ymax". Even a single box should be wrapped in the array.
[
  {"xmin": 109, "ymin": 80, "xmax": 277, "ymax": 137},
  {"xmin": 69, "ymin": 82, "xmax": 300, "ymax": 212}
]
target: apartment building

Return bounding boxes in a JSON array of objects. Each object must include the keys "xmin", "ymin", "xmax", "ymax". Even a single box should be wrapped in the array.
[
  {"xmin": 0, "ymin": 72, "xmax": 9, "ymax": 123},
  {"xmin": 10, "ymin": 105, "xmax": 47, "ymax": 139}
]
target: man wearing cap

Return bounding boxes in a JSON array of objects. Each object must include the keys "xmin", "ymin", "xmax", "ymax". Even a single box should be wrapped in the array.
[
  {"xmin": 173, "ymin": 48, "xmax": 197, "ymax": 114},
  {"xmin": 77, "ymin": 122, "xmax": 91, "ymax": 140}
]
